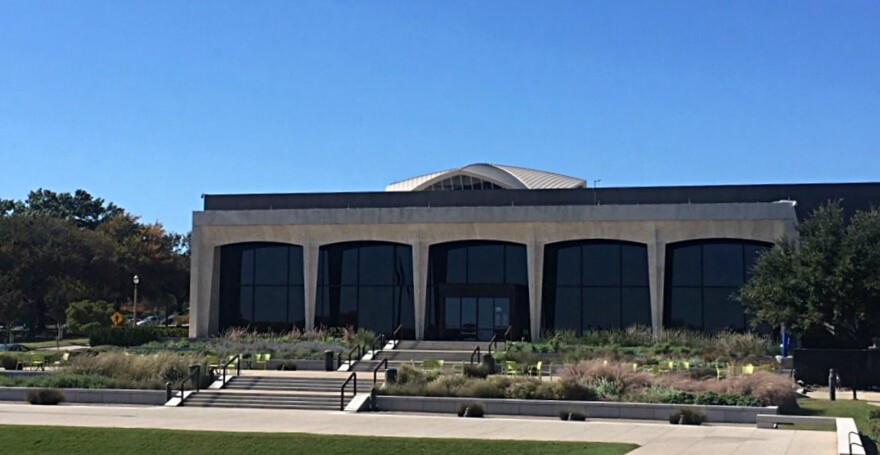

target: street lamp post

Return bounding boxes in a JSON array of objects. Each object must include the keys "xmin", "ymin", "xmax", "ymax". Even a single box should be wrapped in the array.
[{"xmin": 132, "ymin": 275, "xmax": 140, "ymax": 327}]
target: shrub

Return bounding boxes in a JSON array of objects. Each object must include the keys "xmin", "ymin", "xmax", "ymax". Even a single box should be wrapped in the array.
[
  {"xmin": 89, "ymin": 327, "xmax": 159, "ymax": 347},
  {"xmin": 462, "ymin": 364, "xmax": 490, "ymax": 378},
  {"xmin": 457, "ymin": 402, "xmax": 485, "ymax": 418},
  {"xmin": 0, "ymin": 354, "xmax": 19, "ymax": 370},
  {"xmin": 868, "ymin": 409, "xmax": 880, "ymax": 436},
  {"xmin": 505, "ymin": 380, "xmax": 540, "ymax": 399},
  {"xmin": 65, "ymin": 352, "xmax": 201, "ymax": 389},
  {"xmin": 66, "ymin": 300, "xmax": 114, "ymax": 334},
  {"xmin": 668, "ymin": 407, "xmax": 705, "ymax": 425},
  {"xmin": 460, "ymin": 380, "xmax": 505, "ymax": 399},
  {"xmin": 26, "ymin": 388, "xmax": 65, "ymax": 405},
  {"xmin": 559, "ymin": 410, "xmax": 586, "ymax": 421}
]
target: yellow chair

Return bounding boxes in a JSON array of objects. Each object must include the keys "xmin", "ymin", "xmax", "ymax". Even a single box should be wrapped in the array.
[
  {"xmin": 503, "ymin": 361, "xmax": 521, "ymax": 376},
  {"xmin": 422, "ymin": 359, "xmax": 444, "ymax": 369},
  {"xmin": 52, "ymin": 352, "xmax": 70, "ymax": 367},
  {"xmin": 632, "ymin": 363, "xmax": 639, "ymax": 372},
  {"xmin": 254, "ymin": 353, "xmax": 271, "ymax": 370},
  {"xmin": 682, "ymin": 361, "xmax": 691, "ymax": 370},
  {"xmin": 28, "ymin": 353, "xmax": 46, "ymax": 371},
  {"xmin": 742, "ymin": 364, "xmax": 755, "ymax": 375}
]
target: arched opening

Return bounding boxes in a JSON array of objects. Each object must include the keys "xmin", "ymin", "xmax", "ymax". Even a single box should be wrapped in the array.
[
  {"xmin": 218, "ymin": 242, "xmax": 305, "ymax": 332},
  {"xmin": 663, "ymin": 239, "xmax": 771, "ymax": 331},
  {"xmin": 541, "ymin": 240, "xmax": 651, "ymax": 334},
  {"xmin": 315, "ymin": 242, "xmax": 415, "ymax": 338},
  {"xmin": 425, "ymin": 240, "xmax": 530, "ymax": 341}
]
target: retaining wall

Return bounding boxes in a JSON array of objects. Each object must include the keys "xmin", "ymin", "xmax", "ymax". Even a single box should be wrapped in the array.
[
  {"xmin": 375, "ymin": 395, "xmax": 776, "ymax": 424},
  {"xmin": 0, "ymin": 387, "xmax": 166, "ymax": 406}
]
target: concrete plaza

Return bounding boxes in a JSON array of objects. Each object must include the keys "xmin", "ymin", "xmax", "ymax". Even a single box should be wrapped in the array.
[{"xmin": 0, "ymin": 402, "xmax": 834, "ymax": 455}]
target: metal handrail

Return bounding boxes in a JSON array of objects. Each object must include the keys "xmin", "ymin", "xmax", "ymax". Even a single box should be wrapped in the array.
[
  {"xmin": 338, "ymin": 345, "xmax": 361, "ymax": 370},
  {"xmin": 373, "ymin": 357, "xmax": 388, "ymax": 386},
  {"xmin": 391, "ymin": 324, "xmax": 403, "ymax": 345},
  {"xmin": 340, "ymin": 372, "xmax": 357, "ymax": 411},
  {"xmin": 470, "ymin": 345, "xmax": 481, "ymax": 364},
  {"xmin": 221, "ymin": 354, "xmax": 241, "ymax": 385},
  {"xmin": 177, "ymin": 365, "xmax": 201, "ymax": 399},
  {"xmin": 373, "ymin": 333, "xmax": 386, "ymax": 353},
  {"xmin": 503, "ymin": 325, "xmax": 513, "ymax": 342},
  {"xmin": 488, "ymin": 334, "xmax": 499, "ymax": 355},
  {"xmin": 849, "ymin": 431, "xmax": 864, "ymax": 455}
]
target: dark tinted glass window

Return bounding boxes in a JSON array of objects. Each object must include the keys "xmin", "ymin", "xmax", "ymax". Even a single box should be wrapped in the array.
[
  {"xmin": 359, "ymin": 244, "xmax": 394, "ymax": 285},
  {"xmin": 241, "ymin": 250, "xmax": 254, "ymax": 285},
  {"xmin": 554, "ymin": 287, "xmax": 581, "ymax": 331},
  {"xmin": 583, "ymin": 287, "xmax": 621, "ymax": 329},
  {"xmin": 621, "ymin": 288, "xmax": 651, "ymax": 327},
  {"xmin": 446, "ymin": 247, "xmax": 467, "ymax": 284},
  {"xmin": 583, "ymin": 244, "xmax": 620, "ymax": 286},
  {"xmin": 254, "ymin": 247, "xmax": 287, "ymax": 285},
  {"xmin": 671, "ymin": 245, "xmax": 701, "ymax": 286},
  {"xmin": 670, "ymin": 288, "xmax": 702, "ymax": 329},
  {"xmin": 219, "ymin": 243, "xmax": 305, "ymax": 332},
  {"xmin": 556, "ymin": 247, "xmax": 580, "ymax": 286},
  {"xmin": 621, "ymin": 245, "xmax": 649, "ymax": 286},
  {"xmin": 341, "ymin": 249, "xmax": 358, "ymax": 285},
  {"xmin": 703, "ymin": 244, "xmax": 743, "ymax": 286},
  {"xmin": 703, "ymin": 287, "xmax": 743, "ymax": 330},
  {"xmin": 315, "ymin": 242, "xmax": 415, "ymax": 337},
  {"xmin": 468, "ymin": 244, "xmax": 504, "ymax": 283},
  {"xmin": 288, "ymin": 248, "xmax": 304, "ymax": 286},
  {"xmin": 542, "ymin": 241, "xmax": 650, "ymax": 335},
  {"xmin": 665, "ymin": 240, "xmax": 770, "ymax": 332},
  {"xmin": 505, "ymin": 245, "xmax": 528, "ymax": 285},
  {"xmin": 254, "ymin": 287, "xmax": 287, "ymax": 323}
]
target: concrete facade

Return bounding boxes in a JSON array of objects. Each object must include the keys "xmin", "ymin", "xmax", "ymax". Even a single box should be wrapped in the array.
[{"xmin": 190, "ymin": 201, "xmax": 797, "ymax": 339}]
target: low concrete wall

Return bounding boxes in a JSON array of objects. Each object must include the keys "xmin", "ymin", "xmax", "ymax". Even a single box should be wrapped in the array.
[
  {"xmin": 0, "ymin": 387, "xmax": 166, "ymax": 406},
  {"xmin": 375, "ymin": 395, "xmax": 777, "ymax": 424}
]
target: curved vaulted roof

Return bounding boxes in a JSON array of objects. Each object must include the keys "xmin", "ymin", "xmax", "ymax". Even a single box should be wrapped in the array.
[{"xmin": 385, "ymin": 163, "xmax": 586, "ymax": 192}]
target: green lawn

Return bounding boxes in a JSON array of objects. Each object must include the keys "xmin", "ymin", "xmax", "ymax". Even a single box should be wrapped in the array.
[
  {"xmin": 0, "ymin": 425, "xmax": 638, "ymax": 455},
  {"xmin": 22, "ymin": 338, "xmax": 89, "ymax": 349},
  {"xmin": 793, "ymin": 397, "xmax": 877, "ymax": 438}
]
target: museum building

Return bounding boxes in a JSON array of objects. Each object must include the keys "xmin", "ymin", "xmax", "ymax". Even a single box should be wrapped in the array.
[{"xmin": 189, "ymin": 163, "xmax": 880, "ymax": 341}]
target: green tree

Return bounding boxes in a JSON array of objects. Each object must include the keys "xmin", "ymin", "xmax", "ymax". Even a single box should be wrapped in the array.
[
  {"xmin": 741, "ymin": 201, "xmax": 880, "ymax": 347},
  {"xmin": 65, "ymin": 300, "xmax": 114, "ymax": 334},
  {"xmin": 0, "ymin": 274, "xmax": 27, "ymax": 343}
]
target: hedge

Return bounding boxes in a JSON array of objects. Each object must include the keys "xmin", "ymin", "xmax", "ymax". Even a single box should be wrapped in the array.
[{"xmin": 89, "ymin": 326, "xmax": 187, "ymax": 347}]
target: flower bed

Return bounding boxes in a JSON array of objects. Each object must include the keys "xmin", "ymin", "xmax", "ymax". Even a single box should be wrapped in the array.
[{"xmin": 378, "ymin": 361, "xmax": 798, "ymax": 412}]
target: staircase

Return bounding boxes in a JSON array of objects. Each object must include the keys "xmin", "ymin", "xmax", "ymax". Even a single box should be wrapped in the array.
[
  {"xmin": 355, "ymin": 340, "xmax": 496, "ymax": 372},
  {"xmin": 181, "ymin": 375, "xmax": 371, "ymax": 411}
]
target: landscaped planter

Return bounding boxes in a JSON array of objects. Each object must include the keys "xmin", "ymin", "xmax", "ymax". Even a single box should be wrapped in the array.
[
  {"xmin": 374, "ymin": 395, "xmax": 777, "ymax": 424},
  {"xmin": 0, "ymin": 387, "xmax": 167, "ymax": 406}
]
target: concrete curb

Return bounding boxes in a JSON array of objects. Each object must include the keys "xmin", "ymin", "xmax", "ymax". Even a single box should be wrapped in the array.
[
  {"xmin": 0, "ymin": 387, "xmax": 166, "ymax": 406},
  {"xmin": 375, "ymin": 395, "xmax": 777, "ymax": 424}
]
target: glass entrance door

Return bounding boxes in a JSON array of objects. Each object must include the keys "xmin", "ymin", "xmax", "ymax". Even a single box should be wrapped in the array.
[{"xmin": 444, "ymin": 296, "xmax": 510, "ymax": 341}]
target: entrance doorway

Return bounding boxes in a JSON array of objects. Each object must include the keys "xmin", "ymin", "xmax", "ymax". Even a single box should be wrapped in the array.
[{"xmin": 444, "ymin": 297, "xmax": 510, "ymax": 341}]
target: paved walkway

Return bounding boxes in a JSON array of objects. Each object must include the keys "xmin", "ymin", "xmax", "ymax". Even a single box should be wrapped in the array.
[{"xmin": 0, "ymin": 403, "xmax": 834, "ymax": 455}]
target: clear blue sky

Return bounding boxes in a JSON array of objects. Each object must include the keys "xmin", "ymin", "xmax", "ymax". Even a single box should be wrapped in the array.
[{"xmin": 1, "ymin": 1, "xmax": 878, "ymax": 234}]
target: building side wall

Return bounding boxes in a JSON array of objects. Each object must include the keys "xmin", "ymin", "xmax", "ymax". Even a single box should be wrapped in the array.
[{"xmin": 189, "ymin": 203, "xmax": 796, "ymax": 339}]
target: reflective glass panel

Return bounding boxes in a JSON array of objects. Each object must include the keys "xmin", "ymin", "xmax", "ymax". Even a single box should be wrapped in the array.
[
  {"xmin": 241, "ymin": 250, "xmax": 254, "ymax": 285},
  {"xmin": 445, "ymin": 298, "xmax": 461, "ymax": 329},
  {"xmin": 505, "ymin": 245, "xmax": 528, "ymax": 285},
  {"xmin": 556, "ymin": 247, "xmax": 581, "ymax": 286},
  {"xmin": 359, "ymin": 245, "xmax": 394, "ymax": 285},
  {"xmin": 669, "ymin": 288, "xmax": 702, "ymax": 329},
  {"xmin": 288, "ymin": 248, "xmax": 304, "ymax": 286},
  {"xmin": 254, "ymin": 247, "xmax": 287, "ymax": 285},
  {"xmin": 583, "ymin": 244, "xmax": 621, "ymax": 286},
  {"xmin": 621, "ymin": 244, "xmax": 649, "ymax": 286},
  {"xmin": 554, "ymin": 288, "xmax": 580, "ymax": 331},
  {"xmin": 467, "ymin": 244, "xmax": 504, "ymax": 283},
  {"xmin": 621, "ymin": 288, "xmax": 651, "ymax": 328},
  {"xmin": 583, "ymin": 287, "xmax": 621, "ymax": 330},
  {"xmin": 703, "ymin": 244, "xmax": 743, "ymax": 287},
  {"xmin": 254, "ymin": 286, "xmax": 287, "ymax": 323},
  {"xmin": 671, "ymin": 245, "xmax": 702, "ymax": 286},
  {"xmin": 703, "ymin": 287, "xmax": 743, "ymax": 331},
  {"xmin": 446, "ymin": 247, "xmax": 467, "ymax": 284}
]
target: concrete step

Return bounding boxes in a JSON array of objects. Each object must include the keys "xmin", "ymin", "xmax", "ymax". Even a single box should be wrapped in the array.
[
  {"xmin": 226, "ymin": 376, "xmax": 371, "ymax": 393},
  {"xmin": 396, "ymin": 341, "xmax": 495, "ymax": 351},
  {"xmin": 183, "ymin": 390, "xmax": 350, "ymax": 411},
  {"xmin": 373, "ymin": 350, "xmax": 478, "ymax": 362}
]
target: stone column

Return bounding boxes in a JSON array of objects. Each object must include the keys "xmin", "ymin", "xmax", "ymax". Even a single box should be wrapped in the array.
[
  {"xmin": 189, "ymin": 228, "xmax": 219, "ymax": 338},
  {"xmin": 646, "ymin": 237, "xmax": 666, "ymax": 336},
  {"xmin": 526, "ymin": 240, "xmax": 544, "ymax": 342},
  {"xmin": 412, "ymin": 241, "xmax": 429, "ymax": 340},
  {"xmin": 303, "ymin": 242, "xmax": 320, "ymax": 332}
]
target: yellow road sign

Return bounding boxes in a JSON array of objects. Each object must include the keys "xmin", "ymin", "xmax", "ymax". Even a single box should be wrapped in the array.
[{"xmin": 111, "ymin": 312, "xmax": 124, "ymax": 326}]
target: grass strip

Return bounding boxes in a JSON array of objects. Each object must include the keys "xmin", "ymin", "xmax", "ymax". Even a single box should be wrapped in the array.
[{"xmin": 0, "ymin": 424, "xmax": 638, "ymax": 455}]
